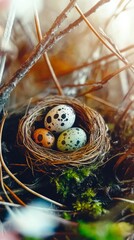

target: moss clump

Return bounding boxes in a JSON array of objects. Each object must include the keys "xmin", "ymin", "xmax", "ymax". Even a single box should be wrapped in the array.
[
  {"xmin": 52, "ymin": 166, "xmax": 109, "ymax": 218},
  {"xmin": 53, "ymin": 166, "xmax": 97, "ymax": 199},
  {"xmin": 73, "ymin": 200, "xmax": 106, "ymax": 218}
]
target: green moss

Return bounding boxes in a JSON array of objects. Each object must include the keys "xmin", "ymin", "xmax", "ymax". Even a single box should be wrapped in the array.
[
  {"xmin": 52, "ymin": 166, "xmax": 97, "ymax": 199},
  {"xmin": 52, "ymin": 166, "xmax": 108, "ymax": 218},
  {"xmin": 81, "ymin": 189, "xmax": 96, "ymax": 199},
  {"xmin": 23, "ymin": 237, "xmax": 42, "ymax": 240},
  {"xmin": 62, "ymin": 166, "xmax": 95, "ymax": 184},
  {"xmin": 63, "ymin": 212, "xmax": 72, "ymax": 221},
  {"xmin": 73, "ymin": 200, "xmax": 106, "ymax": 218},
  {"xmin": 54, "ymin": 177, "xmax": 70, "ymax": 198},
  {"xmin": 79, "ymin": 221, "xmax": 133, "ymax": 240}
]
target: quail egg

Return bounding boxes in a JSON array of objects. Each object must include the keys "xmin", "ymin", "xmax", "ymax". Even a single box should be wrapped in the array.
[
  {"xmin": 44, "ymin": 104, "xmax": 76, "ymax": 133},
  {"xmin": 57, "ymin": 127, "xmax": 87, "ymax": 152},
  {"xmin": 33, "ymin": 128, "xmax": 55, "ymax": 148}
]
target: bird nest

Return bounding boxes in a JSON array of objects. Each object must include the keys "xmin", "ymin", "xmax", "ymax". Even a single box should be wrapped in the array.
[{"xmin": 17, "ymin": 95, "xmax": 110, "ymax": 171}]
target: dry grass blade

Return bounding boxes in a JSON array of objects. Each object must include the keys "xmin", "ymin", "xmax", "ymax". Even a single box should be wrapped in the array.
[
  {"xmin": 112, "ymin": 197, "xmax": 134, "ymax": 204},
  {"xmin": 99, "ymin": 28, "xmax": 134, "ymax": 72},
  {"xmin": 0, "ymin": 0, "xmax": 17, "ymax": 84},
  {"xmin": 0, "ymin": 166, "xmax": 13, "ymax": 203},
  {"xmin": 34, "ymin": 7, "xmax": 64, "ymax": 96},
  {"xmin": 113, "ymin": 146, "xmax": 134, "ymax": 184},
  {"xmin": 113, "ymin": 147, "xmax": 134, "ymax": 171},
  {"xmin": 84, "ymin": 94, "xmax": 117, "ymax": 110},
  {"xmin": 115, "ymin": 100, "xmax": 134, "ymax": 126},
  {"xmin": 75, "ymin": 3, "xmax": 134, "ymax": 75},
  {"xmin": 0, "ymin": 2, "xmax": 133, "ymax": 239},
  {"xmin": 0, "ymin": 0, "xmax": 77, "ymax": 111},
  {"xmin": 0, "ymin": 113, "xmax": 65, "ymax": 208},
  {"xmin": 52, "ymin": 45, "xmax": 134, "ymax": 81},
  {"xmin": 58, "ymin": 0, "xmax": 111, "ymax": 38},
  {"xmin": 0, "ymin": 0, "xmax": 113, "ymax": 111},
  {"xmin": 61, "ymin": 61, "xmax": 133, "ymax": 91},
  {"xmin": 77, "ymin": 62, "xmax": 134, "ymax": 96},
  {"xmin": 4, "ymin": 183, "xmax": 25, "ymax": 206}
]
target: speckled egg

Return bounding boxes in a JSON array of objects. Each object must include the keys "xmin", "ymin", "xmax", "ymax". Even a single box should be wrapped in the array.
[
  {"xmin": 44, "ymin": 105, "xmax": 76, "ymax": 133},
  {"xmin": 57, "ymin": 127, "xmax": 87, "ymax": 152},
  {"xmin": 33, "ymin": 128, "xmax": 55, "ymax": 148}
]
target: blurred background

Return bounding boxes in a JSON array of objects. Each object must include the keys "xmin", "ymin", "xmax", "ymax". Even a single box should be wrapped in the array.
[{"xmin": 0, "ymin": 0, "xmax": 134, "ymax": 112}]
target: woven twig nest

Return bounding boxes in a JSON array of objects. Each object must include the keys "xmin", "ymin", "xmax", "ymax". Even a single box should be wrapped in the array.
[{"xmin": 17, "ymin": 95, "xmax": 110, "ymax": 171}]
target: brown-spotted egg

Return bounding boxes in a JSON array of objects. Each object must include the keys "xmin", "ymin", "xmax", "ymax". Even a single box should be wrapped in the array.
[
  {"xmin": 44, "ymin": 105, "xmax": 76, "ymax": 133},
  {"xmin": 33, "ymin": 128, "xmax": 55, "ymax": 148},
  {"xmin": 57, "ymin": 127, "xmax": 87, "ymax": 152}
]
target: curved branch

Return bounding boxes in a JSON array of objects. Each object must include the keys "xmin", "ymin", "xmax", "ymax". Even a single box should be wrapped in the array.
[
  {"xmin": 0, "ymin": 0, "xmax": 111, "ymax": 112},
  {"xmin": 0, "ymin": 0, "xmax": 77, "ymax": 112}
]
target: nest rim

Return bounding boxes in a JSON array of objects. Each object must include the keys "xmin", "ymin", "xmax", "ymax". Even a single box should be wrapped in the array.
[{"xmin": 17, "ymin": 95, "xmax": 110, "ymax": 171}]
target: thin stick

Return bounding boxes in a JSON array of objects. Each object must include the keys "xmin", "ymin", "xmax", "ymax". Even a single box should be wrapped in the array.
[
  {"xmin": 99, "ymin": 28, "xmax": 134, "ymax": 72},
  {"xmin": 0, "ymin": 114, "xmax": 65, "ymax": 208},
  {"xmin": 115, "ymin": 100, "xmax": 134, "ymax": 126},
  {"xmin": 113, "ymin": 146, "xmax": 134, "ymax": 173},
  {"xmin": 75, "ymin": 3, "xmax": 134, "ymax": 72},
  {"xmin": 34, "ymin": 7, "xmax": 64, "ymax": 96},
  {"xmin": 0, "ymin": 0, "xmax": 17, "ymax": 84},
  {"xmin": 0, "ymin": 0, "xmax": 77, "ymax": 112},
  {"xmin": 112, "ymin": 197, "xmax": 134, "ymax": 204},
  {"xmin": 50, "ymin": 44, "xmax": 134, "ymax": 79},
  {"xmin": 0, "ymin": 0, "xmax": 112, "ymax": 112},
  {"xmin": 117, "ymin": 213, "xmax": 134, "ymax": 222},
  {"xmin": 4, "ymin": 183, "xmax": 26, "ymax": 206},
  {"xmin": 116, "ymin": 81, "xmax": 134, "ymax": 116},
  {"xmin": 77, "ymin": 62, "xmax": 134, "ymax": 96},
  {"xmin": 0, "ymin": 165, "xmax": 13, "ymax": 203},
  {"xmin": 84, "ymin": 94, "xmax": 117, "ymax": 110},
  {"xmin": 58, "ymin": 0, "xmax": 111, "ymax": 38}
]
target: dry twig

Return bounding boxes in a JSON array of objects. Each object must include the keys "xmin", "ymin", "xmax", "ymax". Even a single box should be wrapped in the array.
[
  {"xmin": 0, "ymin": 0, "xmax": 111, "ymax": 112},
  {"xmin": 0, "ymin": 0, "xmax": 77, "ymax": 112},
  {"xmin": 0, "ymin": 113, "xmax": 65, "ymax": 207},
  {"xmin": 34, "ymin": 7, "xmax": 64, "ymax": 96}
]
